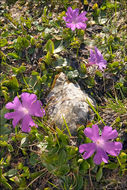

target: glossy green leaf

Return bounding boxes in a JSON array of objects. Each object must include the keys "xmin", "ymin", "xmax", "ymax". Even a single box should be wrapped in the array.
[
  {"xmin": 0, "ymin": 39, "xmax": 7, "ymax": 47},
  {"xmin": 8, "ymin": 52, "xmax": 20, "ymax": 60},
  {"xmin": 45, "ymin": 39, "xmax": 54, "ymax": 54},
  {"xmin": 5, "ymin": 169, "xmax": 18, "ymax": 177},
  {"xmin": 96, "ymin": 167, "xmax": 103, "ymax": 182}
]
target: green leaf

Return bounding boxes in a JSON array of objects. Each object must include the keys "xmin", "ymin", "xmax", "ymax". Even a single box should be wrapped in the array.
[
  {"xmin": 30, "ymin": 37, "xmax": 35, "ymax": 45},
  {"xmin": 0, "ymin": 140, "xmax": 8, "ymax": 147},
  {"xmin": 84, "ymin": 0, "xmax": 88, "ymax": 5},
  {"xmin": 45, "ymin": 39, "xmax": 54, "ymax": 54},
  {"xmin": 7, "ymin": 144, "xmax": 14, "ymax": 152},
  {"xmin": 12, "ymin": 65, "xmax": 26, "ymax": 74},
  {"xmin": 66, "ymin": 146, "xmax": 78, "ymax": 158},
  {"xmin": 54, "ymin": 41, "xmax": 64, "ymax": 54},
  {"xmin": 96, "ymin": 167, "xmax": 103, "ymax": 182},
  {"xmin": 30, "ymin": 171, "xmax": 42, "ymax": 180},
  {"xmin": 54, "ymin": 57, "xmax": 68, "ymax": 70},
  {"xmin": 15, "ymin": 36, "xmax": 30, "ymax": 50},
  {"xmin": 80, "ymin": 160, "xmax": 90, "ymax": 171},
  {"xmin": 20, "ymin": 137, "xmax": 28, "ymax": 147},
  {"xmin": 0, "ymin": 125, "xmax": 11, "ymax": 135},
  {"xmin": 54, "ymin": 164, "xmax": 70, "ymax": 176},
  {"xmin": 80, "ymin": 63, "xmax": 86, "ymax": 74},
  {"xmin": 0, "ymin": 176, "xmax": 12, "ymax": 190},
  {"xmin": 8, "ymin": 52, "xmax": 20, "ymax": 60},
  {"xmin": 29, "ymin": 153, "xmax": 38, "ymax": 165},
  {"xmin": 96, "ymin": 71, "xmax": 103, "ymax": 77},
  {"xmin": 3, "ymin": 76, "xmax": 19, "ymax": 90},
  {"xmin": 104, "ymin": 162, "xmax": 118, "ymax": 169},
  {"xmin": 44, "ymin": 52, "xmax": 52, "ymax": 65},
  {"xmin": 67, "ymin": 70, "xmax": 79, "ymax": 79},
  {"xmin": 5, "ymin": 169, "xmax": 18, "ymax": 177},
  {"xmin": 75, "ymin": 175, "xmax": 83, "ymax": 190},
  {"xmin": 0, "ymin": 107, "xmax": 8, "ymax": 126},
  {"xmin": 0, "ymin": 39, "xmax": 7, "ymax": 47},
  {"xmin": 37, "ymin": 25, "xmax": 44, "ymax": 31},
  {"xmin": 58, "ymin": 149, "xmax": 67, "ymax": 164},
  {"xmin": 62, "ymin": 116, "xmax": 71, "ymax": 137},
  {"xmin": 41, "ymin": 74, "xmax": 47, "ymax": 83}
]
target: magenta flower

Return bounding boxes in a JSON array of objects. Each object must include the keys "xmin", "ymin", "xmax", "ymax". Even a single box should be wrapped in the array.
[
  {"xmin": 63, "ymin": 7, "xmax": 88, "ymax": 31},
  {"xmin": 88, "ymin": 47, "xmax": 107, "ymax": 71},
  {"xmin": 4, "ymin": 93, "xmax": 45, "ymax": 133},
  {"xmin": 79, "ymin": 125, "xmax": 122, "ymax": 165}
]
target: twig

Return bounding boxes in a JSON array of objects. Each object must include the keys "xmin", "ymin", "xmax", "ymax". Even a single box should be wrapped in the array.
[
  {"xmin": 25, "ymin": 169, "xmax": 48, "ymax": 189},
  {"xmin": 89, "ymin": 168, "xmax": 94, "ymax": 190},
  {"xmin": 6, "ymin": 18, "xmax": 17, "ymax": 29}
]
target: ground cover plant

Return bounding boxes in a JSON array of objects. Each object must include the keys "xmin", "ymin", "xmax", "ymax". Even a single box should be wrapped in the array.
[{"xmin": 0, "ymin": 0, "xmax": 127, "ymax": 189}]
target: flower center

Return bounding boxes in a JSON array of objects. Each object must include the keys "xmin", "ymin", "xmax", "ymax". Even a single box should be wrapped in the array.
[
  {"xmin": 96, "ymin": 138, "xmax": 104, "ymax": 148},
  {"xmin": 20, "ymin": 107, "xmax": 29, "ymax": 115},
  {"xmin": 72, "ymin": 18, "xmax": 78, "ymax": 24}
]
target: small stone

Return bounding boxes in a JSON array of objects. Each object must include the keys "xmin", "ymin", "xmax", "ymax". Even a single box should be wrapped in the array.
[{"xmin": 47, "ymin": 72, "xmax": 95, "ymax": 135}]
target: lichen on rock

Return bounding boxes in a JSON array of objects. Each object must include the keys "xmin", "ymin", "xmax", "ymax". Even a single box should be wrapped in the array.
[{"xmin": 47, "ymin": 72, "xmax": 96, "ymax": 135}]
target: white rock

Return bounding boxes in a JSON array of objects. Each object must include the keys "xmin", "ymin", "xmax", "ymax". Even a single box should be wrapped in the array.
[{"xmin": 47, "ymin": 72, "xmax": 95, "ymax": 135}]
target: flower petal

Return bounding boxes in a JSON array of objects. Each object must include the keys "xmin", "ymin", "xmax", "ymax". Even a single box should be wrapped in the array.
[
  {"xmin": 76, "ymin": 22, "xmax": 87, "ymax": 30},
  {"xmin": 78, "ymin": 12, "xmax": 88, "ymax": 22},
  {"xmin": 80, "ymin": 23, "xmax": 87, "ymax": 30},
  {"xmin": 95, "ymin": 47, "xmax": 107, "ymax": 70},
  {"xmin": 21, "ymin": 93, "xmax": 37, "ymax": 108},
  {"xmin": 104, "ymin": 142, "xmax": 122, "ymax": 156},
  {"xmin": 97, "ymin": 61, "xmax": 107, "ymax": 71},
  {"xmin": 89, "ymin": 50, "xmax": 96, "ymax": 65},
  {"xmin": 4, "ymin": 112, "xmax": 16, "ymax": 119},
  {"xmin": 63, "ymin": 7, "xmax": 87, "ymax": 31},
  {"xmin": 66, "ymin": 7, "xmax": 73, "ymax": 18},
  {"xmin": 5, "ymin": 97, "xmax": 21, "ymax": 110},
  {"xmin": 88, "ymin": 47, "xmax": 107, "ymax": 71},
  {"xmin": 4, "ymin": 111, "xmax": 24, "ymax": 127},
  {"xmin": 79, "ymin": 143, "xmax": 96, "ymax": 153},
  {"xmin": 67, "ymin": 7, "xmax": 73, "ymax": 14},
  {"xmin": 12, "ymin": 112, "xmax": 24, "ymax": 127},
  {"xmin": 82, "ymin": 143, "xmax": 96, "ymax": 160},
  {"xmin": 66, "ymin": 23, "xmax": 76, "ymax": 31},
  {"xmin": 30, "ymin": 100, "xmax": 45, "ymax": 117},
  {"xmin": 94, "ymin": 147, "xmax": 108, "ymax": 165},
  {"xmin": 21, "ymin": 115, "xmax": 38, "ymax": 133},
  {"xmin": 101, "ymin": 126, "xmax": 118, "ymax": 140},
  {"xmin": 84, "ymin": 125, "xmax": 99, "ymax": 141},
  {"xmin": 63, "ymin": 16, "xmax": 67, "ymax": 22},
  {"xmin": 95, "ymin": 46, "xmax": 102, "ymax": 58},
  {"xmin": 73, "ymin": 8, "xmax": 79, "ymax": 17}
]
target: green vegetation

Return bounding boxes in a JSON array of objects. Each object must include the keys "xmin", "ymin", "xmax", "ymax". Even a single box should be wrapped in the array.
[{"xmin": 0, "ymin": 0, "xmax": 127, "ymax": 189}]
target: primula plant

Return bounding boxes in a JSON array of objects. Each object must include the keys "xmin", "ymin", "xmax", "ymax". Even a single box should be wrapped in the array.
[
  {"xmin": 0, "ymin": 0, "xmax": 127, "ymax": 189},
  {"xmin": 88, "ymin": 47, "xmax": 107, "ymax": 71},
  {"xmin": 79, "ymin": 125, "xmax": 122, "ymax": 165},
  {"xmin": 63, "ymin": 7, "xmax": 88, "ymax": 31},
  {"xmin": 4, "ymin": 93, "xmax": 45, "ymax": 132}
]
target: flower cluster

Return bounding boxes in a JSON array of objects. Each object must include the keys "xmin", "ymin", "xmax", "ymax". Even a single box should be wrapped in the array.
[
  {"xmin": 88, "ymin": 47, "xmax": 107, "ymax": 71},
  {"xmin": 4, "ymin": 93, "xmax": 45, "ymax": 133},
  {"xmin": 63, "ymin": 8, "xmax": 107, "ymax": 71},
  {"xmin": 79, "ymin": 125, "xmax": 122, "ymax": 165},
  {"xmin": 63, "ymin": 7, "xmax": 88, "ymax": 31}
]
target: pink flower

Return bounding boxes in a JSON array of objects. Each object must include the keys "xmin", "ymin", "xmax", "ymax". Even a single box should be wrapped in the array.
[
  {"xmin": 88, "ymin": 47, "xmax": 107, "ymax": 71},
  {"xmin": 4, "ymin": 93, "xmax": 45, "ymax": 132},
  {"xmin": 63, "ymin": 7, "xmax": 88, "ymax": 31},
  {"xmin": 79, "ymin": 125, "xmax": 122, "ymax": 165}
]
